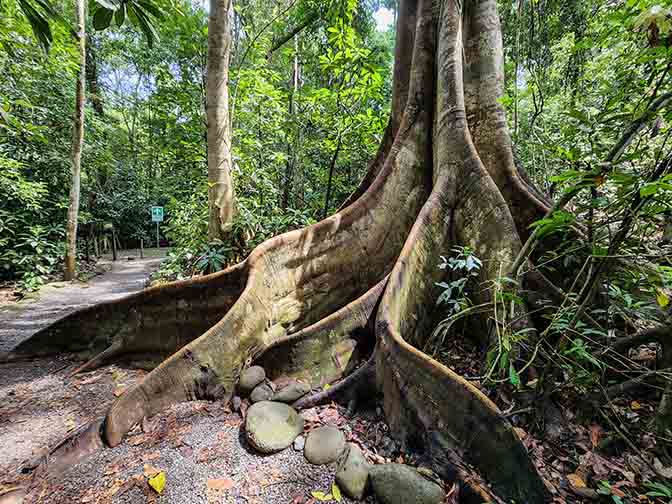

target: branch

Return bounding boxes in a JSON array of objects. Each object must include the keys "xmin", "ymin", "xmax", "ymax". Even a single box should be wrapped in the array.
[
  {"xmin": 609, "ymin": 324, "xmax": 672, "ymax": 354},
  {"xmin": 267, "ymin": 11, "xmax": 319, "ymax": 59},
  {"xmin": 605, "ymin": 91, "xmax": 672, "ymax": 164},
  {"xmin": 230, "ymin": 0, "xmax": 300, "ymax": 126}
]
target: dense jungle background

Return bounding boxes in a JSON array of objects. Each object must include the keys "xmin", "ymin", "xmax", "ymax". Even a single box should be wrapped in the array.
[{"xmin": 2, "ymin": 0, "xmax": 672, "ymax": 502}]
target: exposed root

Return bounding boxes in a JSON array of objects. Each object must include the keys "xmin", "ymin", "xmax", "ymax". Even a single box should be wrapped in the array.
[
  {"xmin": 22, "ymin": 420, "xmax": 104, "ymax": 477},
  {"xmin": 257, "ymin": 278, "xmax": 386, "ymax": 387},
  {"xmin": 14, "ymin": 1, "xmax": 560, "ymax": 501},
  {"xmin": 69, "ymin": 340, "xmax": 124, "ymax": 376},
  {"xmin": 293, "ymin": 353, "xmax": 376, "ymax": 410},
  {"xmin": 6, "ymin": 262, "xmax": 248, "ymax": 364}
]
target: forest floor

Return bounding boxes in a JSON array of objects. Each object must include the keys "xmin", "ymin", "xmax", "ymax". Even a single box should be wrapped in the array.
[
  {"xmin": 0, "ymin": 252, "xmax": 394, "ymax": 504},
  {"xmin": 2, "ymin": 253, "xmax": 671, "ymax": 503}
]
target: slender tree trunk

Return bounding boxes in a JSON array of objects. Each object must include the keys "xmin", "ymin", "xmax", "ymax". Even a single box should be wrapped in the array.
[
  {"xmin": 282, "ymin": 36, "xmax": 299, "ymax": 210},
  {"xmin": 206, "ymin": 0, "xmax": 235, "ymax": 240},
  {"xmin": 64, "ymin": 0, "xmax": 86, "ymax": 281},
  {"xmin": 85, "ymin": 34, "xmax": 103, "ymax": 116},
  {"xmin": 322, "ymin": 135, "xmax": 342, "ymax": 219}
]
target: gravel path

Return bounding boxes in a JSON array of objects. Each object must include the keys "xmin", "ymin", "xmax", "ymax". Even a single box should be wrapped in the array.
[{"xmin": 0, "ymin": 253, "xmax": 165, "ymax": 352}]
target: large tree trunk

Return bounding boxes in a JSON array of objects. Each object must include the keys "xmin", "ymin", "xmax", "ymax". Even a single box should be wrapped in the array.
[
  {"xmin": 13, "ymin": 0, "xmax": 553, "ymax": 501},
  {"xmin": 63, "ymin": 0, "xmax": 86, "ymax": 281},
  {"xmin": 206, "ymin": 0, "xmax": 235, "ymax": 240}
]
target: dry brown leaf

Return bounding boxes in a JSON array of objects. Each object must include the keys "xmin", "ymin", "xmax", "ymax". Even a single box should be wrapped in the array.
[
  {"xmin": 129, "ymin": 434, "xmax": 148, "ymax": 446},
  {"xmin": 143, "ymin": 464, "xmax": 162, "ymax": 478},
  {"xmin": 566, "ymin": 473, "xmax": 586, "ymax": 488},
  {"xmin": 207, "ymin": 478, "xmax": 234, "ymax": 491},
  {"xmin": 589, "ymin": 424, "xmax": 602, "ymax": 448},
  {"xmin": 142, "ymin": 451, "xmax": 161, "ymax": 461},
  {"xmin": 113, "ymin": 385, "xmax": 127, "ymax": 397}
]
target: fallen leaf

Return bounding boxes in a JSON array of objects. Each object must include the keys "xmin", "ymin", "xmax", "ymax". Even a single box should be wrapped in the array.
[
  {"xmin": 113, "ymin": 385, "xmax": 127, "ymax": 397},
  {"xmin": 111, "ymin": 369, "xmax": 126, "ymax": 382},
  {"xmin": 589, "ymin": 424, "xmax": 602, "ymax": 448},
  {"xmin": 65, "ymin": 418, "xmax": 76, "ymax": 432},
  {"xmin": 142, "ymin": 451, "xmax": 161, "ymax": 461},
  {"xmin": 631, "ymin": 401, "xmax": 642, "ymax": 411},
  {"xmin": 207, "ymin": 478, "xmax": 234, "ymax": 491},
  {"xmin": 311, "ymin": 490, "xmax": 332, "ymax": 501},
  {"xmin": 148, "ymin": 471, "xmax": 166, "ymax": 494},
  {"xmin": 656, "ymin": 288, "xmax": 670, "ymax": 308},
  {"xmin": 332, "ymin": 482, "xmax": 342, "ymax": 502},
  {"xmin": 129, "ymin": 434, "xmax": 148, "ymax": 446},
  {"xmin": 567, "ymin": 473, "xmax": 586, "ymax": 488},
  {"xmin": 143, "ymin": 464, "xmax": 161, "ymax": 478}
]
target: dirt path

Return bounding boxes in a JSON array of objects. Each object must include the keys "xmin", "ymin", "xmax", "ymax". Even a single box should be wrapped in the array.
[{"xmin": 0, "ymin": 254, "xmax": 165, "ymax": 352}]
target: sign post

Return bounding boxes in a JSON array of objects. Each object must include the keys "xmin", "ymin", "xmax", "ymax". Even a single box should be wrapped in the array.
[{"xmin": 151, "ymin": 206, "xmax": 164, "ymax": 248}]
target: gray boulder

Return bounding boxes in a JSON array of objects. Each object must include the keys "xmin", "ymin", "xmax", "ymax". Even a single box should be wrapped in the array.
[
  {"xmin": 239, "ymin": 366, "xmax": 266, "ymax": 395},
  {"xmin": 369, "ymin": 464, "xmax": 444, "ymax": 504},
  {"xmin": 250, "ymin": 383, "xmax": 274, "ymax": 403},
  {"xmin": 245, "ymin": 401, "xmax": 304, "ymax": 454},
  {"xmin": 304, "ymin": 425, "xmax": 346, "ymax": 465},
  {"xmin": 272, "ymin": 381, "xmax": 311, "ymax": 403},
  {"xmin": 336, "ymin": 443, "xmax": 370, "ymax": 500}
]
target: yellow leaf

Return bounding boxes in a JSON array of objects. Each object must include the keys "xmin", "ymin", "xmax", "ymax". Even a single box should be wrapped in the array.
[
  {"xmin": 567, "ymin": 473, "xmax": 586, "ymax": 488},
  {"xmin": 631, "ymin": 400, "xmax": 642, "ymax": 411},
  {"xmin": 656, "ymin": 289, "xmax": 670, "ymax": 308},
  {"xmin": 311, "ymin": 490, "xmax": 332, "ymax": 501},
  {"xmin": 148, "ymin": 471, "xmax": 166, "ymax": 494},
  {"xmin": 332, "ymin": 482, "xmax": 342, "ymax": 502},
  {"xmin": 323, "ymin": 383, "xmax": 331, "ymax": 391}
]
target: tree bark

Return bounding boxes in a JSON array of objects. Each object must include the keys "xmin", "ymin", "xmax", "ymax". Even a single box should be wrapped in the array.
[
  {"xmin": 206, "ymin": 0, "xmax": 235, "ymax": 240},
  {"xmin": 282, "ymin": 36, "xmax": 299, "ymax": 210},
  {"xmin": 64, "ymin": 0, "xmax": 86, "ymax": 281},
  {"xmin": 17, "ymin": 1, "xmax": 554, "ymax": 501}
]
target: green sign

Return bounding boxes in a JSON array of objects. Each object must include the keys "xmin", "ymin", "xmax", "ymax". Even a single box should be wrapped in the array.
[{"xmin": 151, "ymin": 206, "xmax": 164, "ymax": 222}]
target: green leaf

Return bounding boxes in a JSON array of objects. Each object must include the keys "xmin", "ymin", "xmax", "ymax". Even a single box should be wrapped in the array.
[
  {"xmin": 509, "ymin": 363, "xmax": 521, "ymax": 387},
  {"xmin": 94, "ymin": 0, "xmax": 119, "ymax": 10},
  {"xmin": 17, "ymin": 0, "xmax": 53, "ymax": 51},
  {"xmin": 114, "ymin": 3, "xmax": 126, "ymax": 26},
  {"xmin": 93, "ymin": 6, "xmax": 114, "ymax": 30}
]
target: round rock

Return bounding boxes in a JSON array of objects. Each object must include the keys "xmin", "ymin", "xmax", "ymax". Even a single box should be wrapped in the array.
[
  {"xmin": 304, "ymin": 425, "xmax": 346, "ymax": 465},
  {"xmin": 272, "ymin": 382, "xmax": 311, "ymax": 403},
  {"xmin": 336, "ymin": 443, "xmax": 370, "ymax": 500},
  {"xmin": 239, "ymin": 366, "xmax": 266, "ymax": 395},
  {"xmin": 245, "ymin": 401, "xmax": 304, "ymax": 454},
  {"xmin": 250, "ymin": 383, "xmax": 274, "ymax": 403},
  {"xmin": 369, "ymin": 464, "xmax": 444, "ymax": 504}
]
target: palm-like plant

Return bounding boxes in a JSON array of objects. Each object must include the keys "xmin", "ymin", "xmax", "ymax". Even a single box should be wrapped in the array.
[{"xmin": 5, "ymin": 0, "xmax": 164, "ymax": 52}]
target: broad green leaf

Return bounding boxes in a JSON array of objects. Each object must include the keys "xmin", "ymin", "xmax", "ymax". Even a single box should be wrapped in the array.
[{"xmin": 93, "ymin": 7, "xmax": 114, "ymax": 30}]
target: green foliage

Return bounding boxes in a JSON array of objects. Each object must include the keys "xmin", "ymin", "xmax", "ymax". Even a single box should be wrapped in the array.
[
  {"xmin": 646, "ymin": 480, "xmax": 672, "ymax": 500},
  {"xmin": 435, "ymin": 246, "xmax": 482, "ymax": 316}
]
